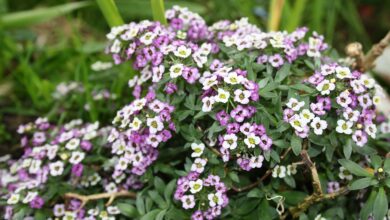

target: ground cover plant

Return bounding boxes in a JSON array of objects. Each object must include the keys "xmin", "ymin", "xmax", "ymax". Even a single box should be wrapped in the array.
[{"xmin": 1, "ymin": 5, "xmax": 390, "ymax": 220}]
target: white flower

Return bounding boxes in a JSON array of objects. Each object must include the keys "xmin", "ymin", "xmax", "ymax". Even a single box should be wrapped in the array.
[
  {"xmin": 193, "ymin": 52, "xmax": 207, "ymax": 68},
  {"xmin": 105, "ymin": 182, "xmax": 118, "ymax": 193},
  {"xmin": 244, "ymin": 133, "xmax": 260, "ymax": 148},
  {"xmin": 310, "ymin": 117, "xmax": 328, "ymax": 135},
  {"xmin": 181, "ymin": 195, "xmax": 196, "ymax": 209},
  {"xmin": 365, "ymin": 124, "xmax": 377, "ymax": 139},
  {"xmin": 49, "ymin": 161, "xmax": 64, "ymax": 176},
  {"xmin": 53, "ymin": 204, "xmax": 66, "ymax": 217},
  {"xmin": 65, "ymin": 138, "xmax": 80, "ymax": 150},
  {"xmin": 191, "ymin": 158, "xmax": 207, "ymax": 173},
  {"xmin": 289, "ymin": 115, "xmax": 306, "ymax": 132},
  {"xmin": 139, "ymin": 32, "xmax": 156, "ymax": 45},
  {"xmin": 343, "ymin": 108, "xmax": 360, "ymax": 122},
  {"xmin": 286, "ymin": 98, "xmax": 305, "ymax": 111},
  {"xmin": 339, "ymin": 166, "xmax": 353, "ymax": 180},
  {"xmin": 132, "ymin": 98, "xmax": 147, "ymax": 111},
  {"xmin": 272, "ymin": 165, "xmax": 286, "ymax": 178},
  {"xmin": 23, "ymin": 191, "xmax": 38, "ymax": 204},
  {"xmin": 146, "ymin": 116, "xmax": 164, "ymax": 134},
  {"xmin": 336, "ymin": 90, "xmax": 352, "ymax": 108},
  {"xmin": 189, "ymin": 179, "xmax": 203, "ymax": 194},
  {"xmin": 215, "ymin": 88, "xmax": 230, "ymax": 103},
  {"xmin": 174, "ymin": 45, "xmax": 192, "ymax": 58},
  {"xmin": 169, "ymin": 64, "xmax": 184, "ymax": 78},
  {"xmin": 336, "ymin": 120, "xmax": 353, "ymax": 135},
  {"xmin": 316, "ymin": 79, "xmax": 335, "ymax": 95},
  {"xmin": 7, "ymin": 194, "xmax": 20, "ymax": 205},
  {"xmin": 320, "ymin": 64, "xmax": 335, "ymax": 76},
  {"xmin": 224, "ymin": 72, "xmax": 243, "ymax": 85},
  {"xmin": 299, "ymin": 109, "xmax": 315, "ymax": 124},
  {"xmin": 116, "ymin": 157, "xmax": 128, "ymax": 171},
  {"xmin": 201, "ymin": 96, "xmax": 215, "ymax": 112},
  {"xmin": 335, "ymin": 66, "xmax": 352, "ymax": 79},
  {"xmin": 249, "ymin": 155, "xmax": 264, "ymax": 168},
  {"xmin": 29, "ymin": 160, "xmax": 42, "ymax": 174},
  {"xmin": 287, "ymin": 164, "xmax": 297, "ymax": 176},
  {"xmin": 202, "ymin": 75, "xmax": 218, "ymax": 90},
  {"xmin": 110, "ymin": 39, "xmax": 121, "ymax": 53},
  {"xmin": 359, "ymin": 75, "xmax": 375, "ymax": 89},
  {"xmin": 234, "ymin": 89, "xmax": 251, "ymax": 104},
  {"xmin": 314, "ymin": 214, "xmax": 327, "ymax": 220},
  {"xmin": 222, "ymin": 134, "xmax": 238, "ymax": 150},
  {"xmin": 129, "ymin": 117, "xmax": 142, "ymax": 131},
  {"xmin": 107, "ymin": 206, "xmax": 120, "ymax": 215},
  {"xmin": 69, "ymin": 151, "xmax": 86, "ymax": 164},
  {"xmin": 373, "ymin": 95, "xmax": 380, "ymax": 105},
  {"xmin": 191, "ymin": 143, "xmax": 205, "ymax": 157},
  {"xmin": 208, "ymin": 192, "xmax": 223, "ymax": 207},
  {"xmin": 47, "ymin": 145, "xmax": 59, "ymax": 160}
]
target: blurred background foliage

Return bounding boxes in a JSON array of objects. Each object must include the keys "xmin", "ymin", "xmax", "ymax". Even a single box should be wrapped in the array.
[{"xmin": 0, "ymin": 0, "xmax": 389, "ymax": 153}]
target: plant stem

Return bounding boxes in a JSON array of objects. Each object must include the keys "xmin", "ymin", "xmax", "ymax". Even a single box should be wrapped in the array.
[
  {"xmin": 64, "ymin": 191, "xmax": 136, "ymax": 209},
  {"xmin": 268, "ymin": 0, "xmax": 285, "ymax": 31},
  {"xmin": 150, "ymin": 0, "xmax": 167, "ymax": 25},
  {"xmin": 96, "ymin": 0, "xmax": 124, "ymax": 28}
]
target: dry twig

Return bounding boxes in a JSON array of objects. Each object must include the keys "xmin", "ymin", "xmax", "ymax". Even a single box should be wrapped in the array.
[
  {"xmin": 64, "ymin": 191, "xmax": 136, "ymax": 210},
  {"xmin": 346, "ymin": 31, "xmax": 390, "ymax": 72}
]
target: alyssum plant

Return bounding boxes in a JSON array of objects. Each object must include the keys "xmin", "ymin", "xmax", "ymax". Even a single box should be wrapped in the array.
[{"xmin": 1, "ymin": 6, "xmax": 389, "ymax": 220}]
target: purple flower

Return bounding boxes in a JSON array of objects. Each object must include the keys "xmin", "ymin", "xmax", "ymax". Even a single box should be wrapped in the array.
[
  {"xmin": 257, "ymin": 55, "xmax": 268, "ymax": 64},
  {"xmin": 226, "ymin": 123, "xmax": 240, "ymax": 134},
  {"xmin": 352, "ymin": 130, "xmax": 368, "ymax": 147},
  {"xmin": 259, "ymin": 134, "xmax": 272, "ymax": 150},
  {"xmin": 170, "ymin": 18, "xmax": 183, "ymax": 30},
  {"xmin": 316, "ymin": 96, "xmax": 331, "ymax": 111},
  {"xmin": 269, "ymin": 54, "xmax": 284, "ymax": 68},
  {"xmin": 183, "ymin": 67, "xmax": 200, "ymax": 84},
  {"xmin": 216, "ymin": 110, "xmax": 229, "ymax": 126},
  {"xmin": 283, "ymin": 108, "xmax": 295, "ymax": 122},
  {"xmin": 29, "ymin": 196, "xmax": 44, "ymax": 209},
  {"xmin": 237, "ymin": 158, "xmax": 251, "ymax": 171},
  {"xmin": 192, "ymin": 210, "xmax": 204, "ymax": 220},
  {"xmin": 80, "ymin": 140, "xmax": 92, "ymax": 151},
  {"xmin": 164, "ymin": 82, "xmax": 178, "ymax": 94},
  {"xmin": 71, "ymin": 164, "xmax": 84, "ymax": 177}
]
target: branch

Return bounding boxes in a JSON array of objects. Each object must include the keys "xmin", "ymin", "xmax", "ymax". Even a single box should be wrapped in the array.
[
  {"xmin": 285, "ymin": 149, "xmax": 349, "ymax": 219},
  {"xmin": 346, "ymin": 31, "xmax": 390, "ymax": 72},
  {"xmin": 64, "ymin": 191, "xmax": 136, "ymax": 210},
  {"xmin": 231, "ymin": 147, "xmax": 291, "ymax": 192}
]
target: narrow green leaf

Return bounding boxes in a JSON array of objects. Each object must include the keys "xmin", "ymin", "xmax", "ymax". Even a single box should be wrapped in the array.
[
  {"xmin": 150, "ymin": 0, "xmax": 167, "ymax": 25},
  {"xmin": 141, "ymin": 209, "xmax": 162, "ymax": 220},
  {"xmin": 0, "ymin": 1, "xmax": 90, "ymax": 28},
  {"xmin": 275, "ymin": 64, "xmax": 291, "ymax": 82},
  {"xmin": 117, "ymin": 203, "xmax": 138, "ymax": 218},
  {"xmin": 384, "ymin": 158, "xmax": 390, "ymax": 173},
  {"xmin": 343, "ymin": 139, "xmax": 352, "ymax": 159},
  {"xmin": 349, "ymin": 177, "xmax": 374, "ymax": 190},
  {"xmin": 285, "ymin": 0, "xmax": 307, "ymax": 32},
  {"xmin": 338, "ymin": 159, "xmax": 373, "ymax": 177},
  {"xmin": 291, "ymin": 135, "xmax": 302, "ymax": 155},
  {"xmin": 96, "ymin": 0, "xmax": 124, "ymax": 27},
  {"xmin": 360, "ymin": 189, "xmax": 377, "ymax": 220},
  {"xmin": 373, "ymin": 187, "xmax": 388, "ymax": 220}
]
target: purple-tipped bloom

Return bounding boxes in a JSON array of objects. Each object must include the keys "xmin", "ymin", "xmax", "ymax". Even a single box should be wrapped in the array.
[
  {"xmin": 216, "ymin": 110, "xmax": 229, "ymax": 126},
  {"xmin": 259, "ymin": 134, "xmax": 272, "ymax": 150},
  {"xmin": 30, "ymin": 196, "xmax": 44, "ymax": 209},
  {"xmin": 164, "ymin": 82, "xmax": 178, "ymax": 94},
  {"xmin": 71, "ymin": 164, "xmax": 84, "ymax": 177}
]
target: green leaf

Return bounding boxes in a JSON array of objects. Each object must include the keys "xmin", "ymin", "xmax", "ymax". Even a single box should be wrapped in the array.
[
  {"xmin": 291, "ymin": 135, "xmax": 302, "ymax": 155},
  {"xmin": 96, "ymin": 0, "xmax": 124, "ymax": 27},
  {"xmin": 34, "ymin": 210, "xmax": 46, "ymax": 220},
  {"xmin": 360, "ymin": 189, "xmax": 377, "ymax": 220},
  {"xmin": 117, "ymin": 203, "xmax": 138, "ymax": 218},
  {"xmin": 370, "ymin": 155, "xmax": 382, "ymax": 170},
  {"xmin": 156, "ymin": 209, "xmax": 167, "ymax": 220},
  {"xmin": 384, "ymin": 158, "xmax": 390, "ymax": 173},
  {"xmin": 373, "ymin": 187, "xmax": 388, "ymax": 220},
  {"xmin": 0, "ymin": 2, "xmax": 90, "ymax": 29},
  {"xmin": 148, "ymin": 190, "xmax": 167, "ymax": 209},
  {"xmin": 164, "ymin": 179, "xmax": 176, "ymax": 202},
  {"xmin": 349, "ymin": 177, "xmax": 375, "ymax": 190},
  {"xmin": 136, "ymin": 195, "xmax": 146, "ymax": 215},
  {"xmin": 154, "ymin": 177, "xmax": 166, "ymax": 196},
  {"xmin": 141, "ymin": 209, "xmax": 162, "ymax": 220},
  {"xmin": 151, "ymin": 0, "xmax": 167, "ymax": 25},
  {"xmin": 258, "ymin": 199, "xmax": 272, "ymax": 220},
  {"xmin": 343, "ymin": 139, "xmax": 352, "ymax": 159},
  {"xmin": 247, "ymin": 188, "xmax": 264, "ymax": 198},
  {"xmin": 338, "ymin": 159, "xmax": 373, "ymax": 177},
  {"xmin": 275, "ymin": 64, "xmax": 291, "ymax": 82}
]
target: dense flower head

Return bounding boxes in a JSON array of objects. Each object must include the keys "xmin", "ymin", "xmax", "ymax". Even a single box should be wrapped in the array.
[
  {"xmin": 174, "ymin": 173, "xmax": 228, "ymax": 220},
  {"xmin": 284, "ymin": 62, "xmax": 379, "ymax": 146},
  {"xmin": 109, "ymin": 97, "xmax": 175, "ymax": 177}
]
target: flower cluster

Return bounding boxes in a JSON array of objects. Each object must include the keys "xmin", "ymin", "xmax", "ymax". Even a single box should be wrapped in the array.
[
  {"xmin": 2, "ymin": 118, "xmax": 110, "ymax": 219},
  {"xmin": 174, "ymin": 173, "xmax": 228, "ymax": 220},
  {"xmin": 51, "ymin": 203, "xmax": 121, "ymax": 220},
  {"xmin": 284, "ymin": 63, "xmax": 379, "ymax": 146},
  {"xmin": 109, "ymin": 96, "xmax": 175, "ymax": 178},
  {"xmin": 272, "ymin": 163, "xmax": 298, "ymax": 178}
]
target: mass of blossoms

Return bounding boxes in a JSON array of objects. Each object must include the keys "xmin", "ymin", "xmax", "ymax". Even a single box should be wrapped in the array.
[{"xmin": 1, "ymin": 5, "xmax": 389, "ymax": 220}]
